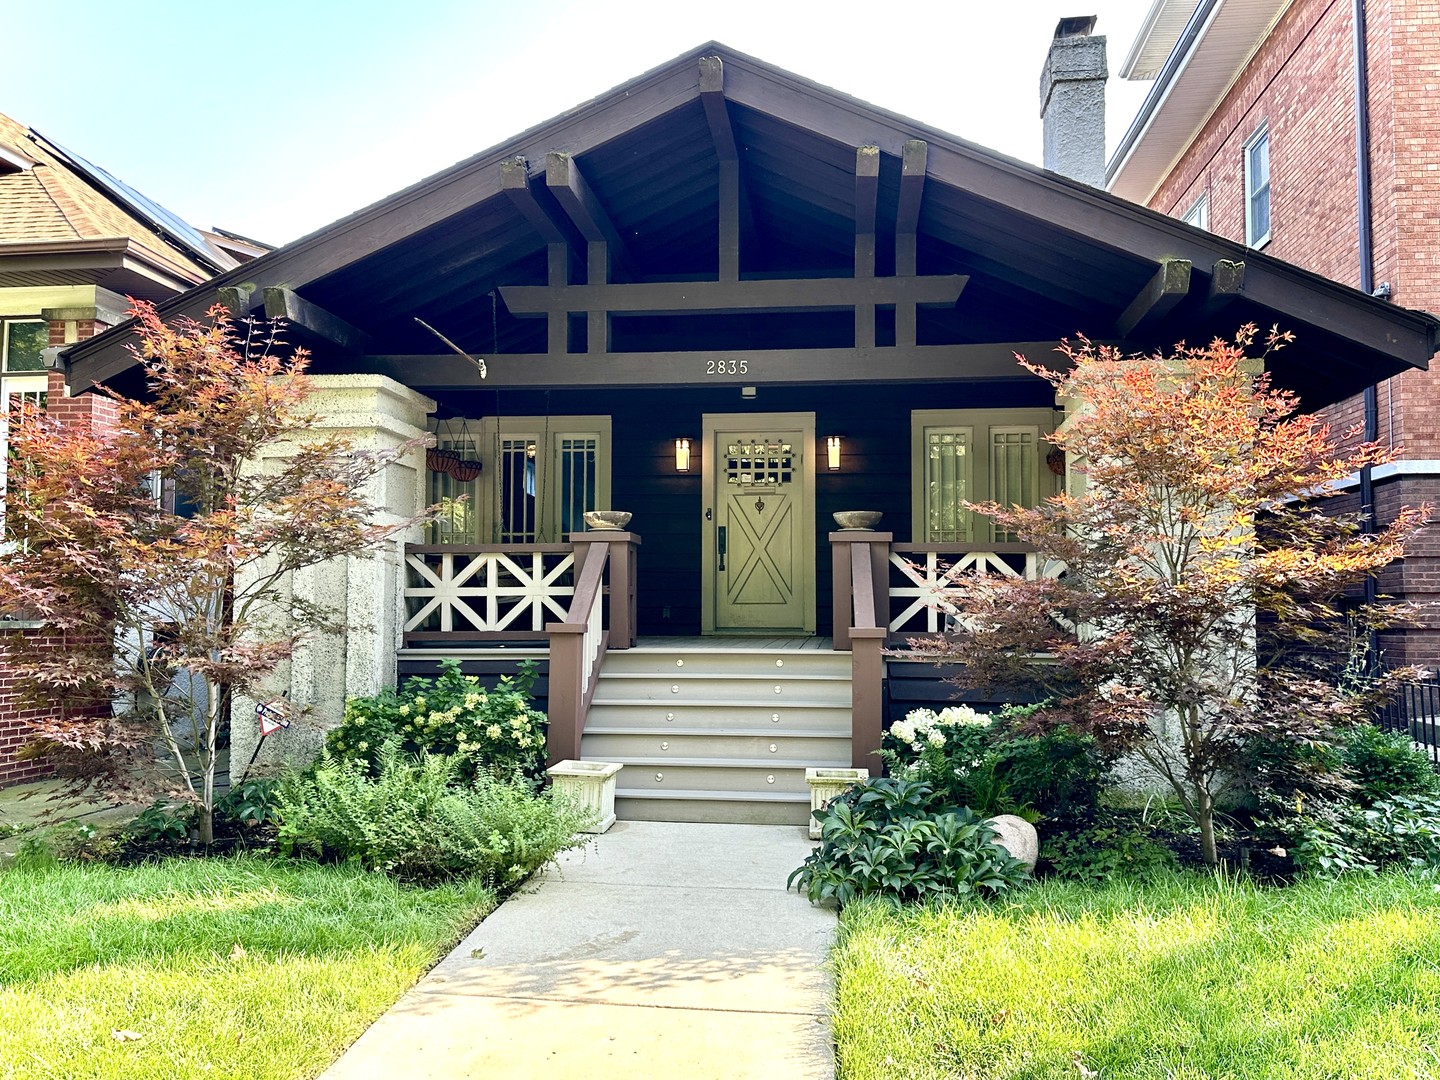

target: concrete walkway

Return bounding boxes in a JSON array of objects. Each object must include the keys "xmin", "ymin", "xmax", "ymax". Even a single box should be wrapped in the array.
[{"xmin": 321, "ymin": 821, "xmax": 836, "ymax": 1079}]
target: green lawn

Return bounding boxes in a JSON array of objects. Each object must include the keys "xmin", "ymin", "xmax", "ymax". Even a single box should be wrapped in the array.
[
  {"xmin": 0, "ymin": 856, "xmax": 495, "ymax": 1080},
  {"xmin": 834, "ymin": 871, "xmax": 1440, "ymax": 1080}
]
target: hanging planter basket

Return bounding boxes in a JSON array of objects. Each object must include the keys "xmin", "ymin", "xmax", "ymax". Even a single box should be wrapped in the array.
[
  {"xmin": 427, "ymin": 446, "xmax": 461, "ymax": 475},
  {"xmin": 450, "ymin": 458, "xmax": 483, "ymax": 482}
]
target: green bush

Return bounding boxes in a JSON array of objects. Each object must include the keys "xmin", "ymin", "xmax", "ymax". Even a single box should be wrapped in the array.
[
  {"xmin": 275, "ymin": 744, "xmax": 593, "ymax": 886},
  {"xmin": 122, "ymin": 802, "xmax": 192, "ymax": 846},
  {"xmin": 881, "ymin": 704, "xmax": 1110, "ymax": 823},
  {"xmin": 327, "ymin": 660, "xmax": 546, "ymax": 780},
  {"xmin": 215, "ymin": 778, "xmax": 283, "ymax": 828},
  {"xmin": 1040, "ymin": 809, "xmax": 1180, "ymax": 883},
  {"xmin": 788, "ymin": 775, "xmax": 1028, "ymax": 906},
  {"xmin": 1341, "ymin": 724, "xmax": 1440, "ymax": 803}
]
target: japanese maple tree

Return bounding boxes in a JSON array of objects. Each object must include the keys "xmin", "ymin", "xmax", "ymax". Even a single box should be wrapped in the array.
[
  {"xmin": 917, "ymin": 326, "xmax": 1427, "ymax": 864},
  {"xmin": 0, "ymin": 302, "xmax": 426, "ymax": 844}
]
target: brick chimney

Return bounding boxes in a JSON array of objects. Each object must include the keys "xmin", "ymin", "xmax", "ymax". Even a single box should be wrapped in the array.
[{"xmin": 1039, "ymin": 15, "xmax": 1108, "ymax": 186}]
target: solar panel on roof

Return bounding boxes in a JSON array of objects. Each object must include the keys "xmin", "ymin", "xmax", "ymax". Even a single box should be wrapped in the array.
[{"xmin": 31, "ymin": 130, "xmax": 223, "ymax": 271}]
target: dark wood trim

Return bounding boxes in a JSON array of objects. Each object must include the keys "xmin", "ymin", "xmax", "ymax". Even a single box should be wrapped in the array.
[
  {"xmin": 897, "ymin": 139, "xmax": 927, "ymax": 239},
  {"xmin": 855, "ymin": 145, "xmax": 880, "ymax": 237},
  {"xmin": 216, "ymin": 285, "xmax": 254, "ymax": 316},
  {"xmin": 499, "ymin": 274, "xmax": 967, "ymax": 317},
  {"xmin": 262, "ymin": 287, "xmax": 377, "ymax": 354},
  {"xmin": 360, "ymin": 341, "xmax": 1047, "ymax": 388},
  {"xmin": 500, "ymin": 157, "xmax": 569, "ymax": 245},
  {"xmin": 546, "ymin": 152, "xmax": 633, "ymax": 282},
  {"xmin": 1113, "ymin": 259, "xmax": 1192, "ymax": 338},
  {"xmin": 701, "ymin": 55, "xmax": 759, "ymax": 281}
]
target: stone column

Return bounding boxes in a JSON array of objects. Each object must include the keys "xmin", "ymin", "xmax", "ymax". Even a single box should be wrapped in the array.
[{"xmin": 231, "ymin": 375, "xmax": 435, "ymax": 775}]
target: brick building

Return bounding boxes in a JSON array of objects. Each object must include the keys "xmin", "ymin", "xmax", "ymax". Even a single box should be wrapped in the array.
[
  {"xmin": 0, "ymin": 112, "xmax": 263, "ymax": 784},
  {"xmin": 1107, "ymin": 0, "xmax": 1440, "ymax": 670}
]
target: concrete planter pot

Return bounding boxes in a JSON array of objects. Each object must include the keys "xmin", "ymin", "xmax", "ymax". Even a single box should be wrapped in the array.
[
  {"xmin": 546, "ymin": 760, "xmax": 624, "ymax": 834},
  {"xmin": 805, "ymin": 766, "xmax": 869, "ymax": 839}
]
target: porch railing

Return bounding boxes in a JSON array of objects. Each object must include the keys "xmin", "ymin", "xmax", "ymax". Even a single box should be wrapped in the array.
[
  {"xmin": 830, "ymin": 532, "xmax": 1060, "ymax": 769},
  {"xmin": 402, "ymin": 544, "xmax": 576, "ymax": 645},
  {"xmin": 887, "ymin": 543, "xmax": 1065, "ymax": 635}
]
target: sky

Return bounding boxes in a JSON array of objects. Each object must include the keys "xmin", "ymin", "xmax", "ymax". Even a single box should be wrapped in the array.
[{"xmin": 4, "ymin": 0, "xmax": 1159, "ymax": 247}]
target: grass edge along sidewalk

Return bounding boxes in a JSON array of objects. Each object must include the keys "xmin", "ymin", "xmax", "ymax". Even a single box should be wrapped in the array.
[
  {"xmin": 0, "ymin": 855, "xmax": 495, "ymax": 1080},
  {"xmin": 833, "ymin": 869, "xmax": 1440, "ymax": 1080}
]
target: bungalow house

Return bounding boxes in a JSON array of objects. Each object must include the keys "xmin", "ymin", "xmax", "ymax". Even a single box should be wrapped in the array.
[
  {"xmin": 0, "ymin": 111, "xmax": 265, "ymax": 785},
  {"xmin": 61, "ymin": 40, "xmax": 1439, "ymax": 824}
]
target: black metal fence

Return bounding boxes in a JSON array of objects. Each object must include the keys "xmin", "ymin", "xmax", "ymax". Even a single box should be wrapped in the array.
[{"xmin": 1377, "ymin": 676, "xmax": 1440, "ymax": 765}]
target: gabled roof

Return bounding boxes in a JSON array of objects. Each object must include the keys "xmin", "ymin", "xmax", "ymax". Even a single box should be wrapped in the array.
[
  {"xmin": 63, "ymin": 42, "xmax": 1436, "ymax": 408},
  {"xmin": 0, "ymin": 111, "xmax": 237, "ymax": 298}
]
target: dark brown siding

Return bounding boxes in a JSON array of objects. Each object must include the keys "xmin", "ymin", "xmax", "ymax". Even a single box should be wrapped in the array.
[{"xmin": 439, "ymin": 379, "xmax": 1055, "ymax": 638}]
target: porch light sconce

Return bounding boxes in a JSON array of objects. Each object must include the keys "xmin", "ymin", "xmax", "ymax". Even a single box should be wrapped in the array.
[
  {"xmin": 674, "ymin": 438, "xmax": 692, "ymax": 473},
  {"xmin": 826, "ymin": 435, "xmax": 843, "ymax": 471}
]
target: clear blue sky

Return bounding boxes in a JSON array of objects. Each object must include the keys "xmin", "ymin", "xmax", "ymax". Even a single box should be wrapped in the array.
[{"xmin": 5, "ymin": 0, "xmax": 1155, "ymax": 246}]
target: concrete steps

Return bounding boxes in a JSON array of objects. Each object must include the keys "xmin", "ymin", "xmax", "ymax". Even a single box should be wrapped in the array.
[{"xmin": 581, "ymin": 646, "xmax": 852, "ymax": 825}]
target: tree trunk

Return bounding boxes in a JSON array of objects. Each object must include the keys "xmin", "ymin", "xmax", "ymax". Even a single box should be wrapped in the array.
[{"xmin": 1196, "ymin": 786, "xmax": 1218, "ymax": 865}]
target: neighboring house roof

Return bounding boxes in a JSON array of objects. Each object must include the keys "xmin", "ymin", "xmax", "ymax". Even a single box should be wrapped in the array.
[
  {"xmin": 1107, "ymin": 0, "xmax": 1292, "ymax": 202},
  {"xmin": 0, "ymin": 111, "xmax": 239, "ymax": 299},
  {"xmin": 63, "ymin": 41, "xmax": 1436, "ymax": 409}
]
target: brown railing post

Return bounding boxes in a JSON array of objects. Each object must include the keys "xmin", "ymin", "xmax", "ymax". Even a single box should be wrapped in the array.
[
  {"xmin": 545, "ymin": 624, "xmax": 586, "ymax": 764},
  {"xmin": 569, "ymin": 531, "xmax": 640, "ymax": 651},
  {"xmin": 829, "ymin": 530, "xmax": 891, "ymax": 651},
  {"xmin": 850, "ymin": 628, "xmax": 886, "ymax": 769}
]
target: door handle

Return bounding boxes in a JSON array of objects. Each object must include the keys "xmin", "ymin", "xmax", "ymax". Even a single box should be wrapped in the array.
[{"xmin": 717, "ymin": 525, "xmax": 726, "ymax": 571}]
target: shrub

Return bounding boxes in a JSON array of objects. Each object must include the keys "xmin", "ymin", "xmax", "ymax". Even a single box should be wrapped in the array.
[
  {"xmin": 1341, "ymin": 725, "xmax": 1440, "ymax": 803},
  {"xmin": 788, "ymin": 775, "xmax": 1028, "ymax": 905},
  {"xmin": 1040, "ymin": 810, "xmax": 1179, "ymax": 883},
  {"xmin": 215, "ymin": 778, "xmax": 283, "ymax": 828},
  {"xmin": 327, "ymin": 660, "xmax": 546, "ymax": 780},
  {"xmin": 122, "ymin": 802, "xmax": 192, "ymax": 846},
  {"xmin": 275, "ymin": 744, "xmax": 593, "ymax": 886},
  {"xmin": 881, "ymin": 704, "xmax": 1110, "ymax": 823}
]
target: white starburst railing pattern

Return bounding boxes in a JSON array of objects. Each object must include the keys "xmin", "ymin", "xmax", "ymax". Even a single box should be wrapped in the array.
[
  {"xmin": 887, "ymin": 544, "xmax": 1067, "ymax": 634},
  {"xmin": 403, "ymin": 545, "xmax": 576, "ymax": 642}
]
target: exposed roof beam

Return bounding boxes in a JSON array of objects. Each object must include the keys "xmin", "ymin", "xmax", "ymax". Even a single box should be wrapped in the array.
[
  {"xmin": 855, "ymin": 145, "xmax": 880, "ymax": 237},
  {"xmin": 699, "ymin": 56, "xmax": 739, "ymax": 160},
  {"xmin": 545, "ymin": 152, "xmax": 635, "ymax": 282},
  {"xmin": 215, "ymin": 285, "xmax": 255, "ymax": 316},
  {"xmin": 1113, "ymin": 258, "xmax": 1192, "ymax": 338},
  {"xmin": 263, "ymin": 286, "xmax": 377, "ymax": 355},
  {"xmin": 500, "ymin": 157, "xmax": 569, "ymax": 245},
  {"xmin": 499, "ymin": 274, "xmax": 968, "ymax": 317},
  {"xmin": 896, "ymin": 139, "xmax": 928, "ymax": 236},
  {"xmin": 699, "ymin": 55, "xmax": 760, "ymax": 278},
  {"xmin": 1208, "ymin": 258, "xmax": 1245, "ymax": 301},
  {"xmin": 358, "ymin": 341, "xmax": 1054, "ymax": 388}
]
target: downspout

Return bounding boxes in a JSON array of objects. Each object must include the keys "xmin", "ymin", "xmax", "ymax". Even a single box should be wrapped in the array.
[{"xmin": 1352, "ymin": 0, "xmax": 1380, "ymax": 669}]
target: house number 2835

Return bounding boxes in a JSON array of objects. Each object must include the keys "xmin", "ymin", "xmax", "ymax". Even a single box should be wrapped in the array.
[{"xmin": 705, "ymin": 359, "xmax": 749, "ymax": 375}]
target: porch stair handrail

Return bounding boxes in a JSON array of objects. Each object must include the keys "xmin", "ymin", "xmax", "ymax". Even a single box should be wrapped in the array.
[{"xmin": 545, "ymin": 531, "xmax": 641, "ymax": 763}]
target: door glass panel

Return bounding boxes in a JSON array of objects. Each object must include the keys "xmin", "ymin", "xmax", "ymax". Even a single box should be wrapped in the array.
[
  {"xmin": 556, "ymin": 436, "xmax": 597, "ymax": 535},
  {"xmin": 925, "ymin": 428, "xmax": 971, "ymax": 543},
  {"xmin": 990, "ymin": 427, "xmax": 1038, "ymax": 542},
  {"xmin": 499, "ymin": 437, "xmax": 538, "ymax": 543}
]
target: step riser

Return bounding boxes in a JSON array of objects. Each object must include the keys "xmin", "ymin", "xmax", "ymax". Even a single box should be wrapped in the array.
[
  {"xmin": 615, "ymin": 796, "xmax": 810, "ymax": 826},
  {"xmin": 593, "ymin": 676, "xmax": 851, "ymax": 705},
  {"xmin": 583, "ymin": 732, "xmax": 851, "ymax": 764},
  {"xmin": 590, "ymin": 645, "xmax": 851, "ymax": 827},
  {"xmin": 612, "ymin": 763, "xmax": 812, "ymax": 795},
  {"xmin": 602, "ymin": 651, "xmax": 851, "ymax": 678},
  {"xmin": 586, "ymin": 703, "xmax": 852, "ymax": 732}
]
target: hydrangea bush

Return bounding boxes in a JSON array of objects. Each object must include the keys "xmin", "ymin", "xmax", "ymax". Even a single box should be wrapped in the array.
[{"xmin": 328, "ymin": 659, "xmax": 547, "ymax": 780}]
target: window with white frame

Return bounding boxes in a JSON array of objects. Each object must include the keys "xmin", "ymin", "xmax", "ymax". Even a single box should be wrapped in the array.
[
  {"xmin": 426, "ymin": 415, "xmax": 611, "ymax": 545},
  {"xmin": 1244, "ymin": 125, "xmax": 1271, "ymax": 247},
  {"xmin": 911, "ymin": 409, "xmax": 1058, "ymax": 544},
  {"xmin": 0, "ymin": 318, "xmax": 49, "ymax": 539},
  {"xmin": 1182, "ymin": 191, "xmax": 1210, "ymax": 231}
]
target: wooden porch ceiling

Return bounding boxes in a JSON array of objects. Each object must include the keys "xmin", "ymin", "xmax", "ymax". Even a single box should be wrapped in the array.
[{"xmin": 62, "ymin": 42, "xmax": 1438, "ymax": 407}]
